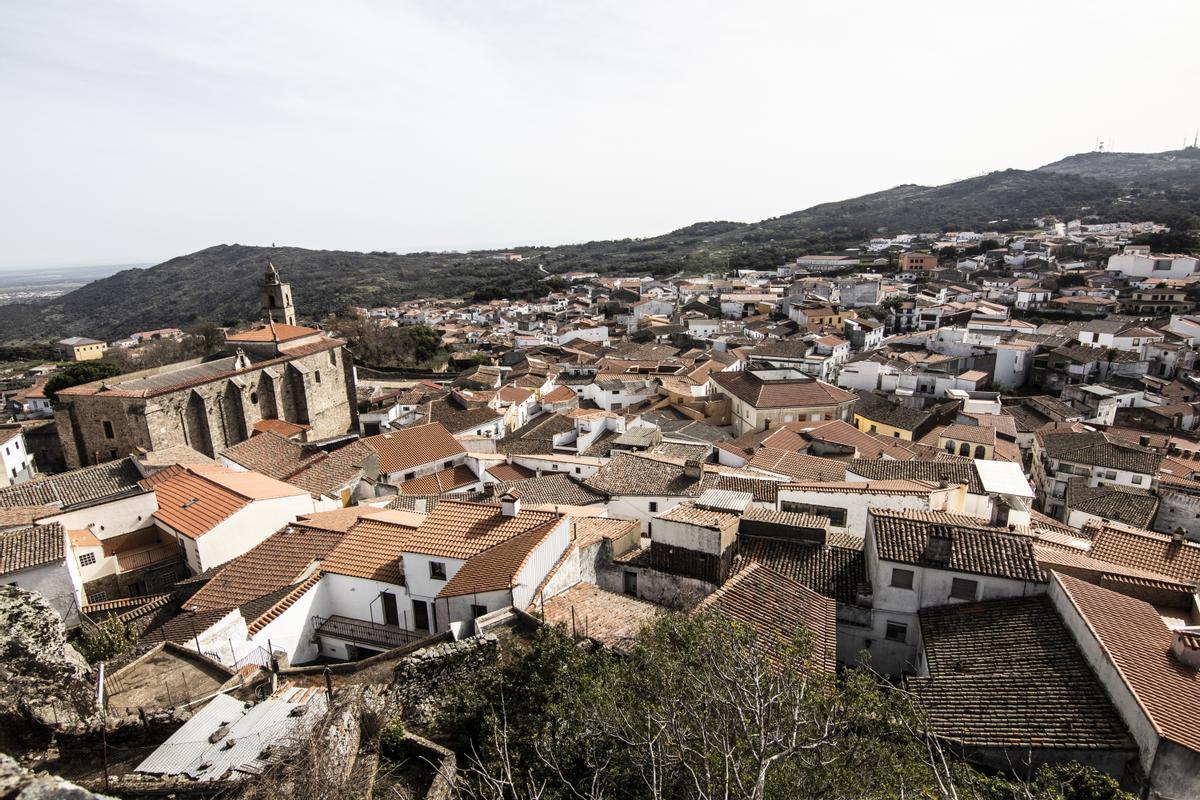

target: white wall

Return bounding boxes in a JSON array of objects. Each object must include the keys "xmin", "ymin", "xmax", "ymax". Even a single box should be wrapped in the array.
[
  {"xmin": 606, "ymin": 495, "xmax": 685, "ymax": 534},
  {"xmin": 512, "ymin": 518, "xmax": 571, "ymax": 610},
  {"xmin": 777, "ymin": 486, "xmax": 961, "ymax": 537},
  {"xmin": 45, "ymin": 493, "xmax": 159, "ymax": 540},
  {"xmin": 194, "ymin": 493, "xmax": 316, "ymax": 572},
  {"xmin": 7, "ymin": 557, "xmax": 82, "ymax": 628}
]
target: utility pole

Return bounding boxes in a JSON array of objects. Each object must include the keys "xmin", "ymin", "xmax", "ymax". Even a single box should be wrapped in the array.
[{"xmin": 97, "ymin": 663, "xmax": 110, "ymax": 793}]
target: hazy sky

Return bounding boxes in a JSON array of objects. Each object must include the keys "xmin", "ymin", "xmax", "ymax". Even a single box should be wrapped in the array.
[{"xmin": 2, "ymin": 1, "xmax": 1198, "ymax": 270}]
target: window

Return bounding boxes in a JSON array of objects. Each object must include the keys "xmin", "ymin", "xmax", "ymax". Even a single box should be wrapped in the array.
[
  {"xmin": 429, "ymin": 561, "xmax": 447, "ymax": 580},
  {"xmin": 885, "ymin": 621, "xmax": 907, "ymax": 642},
  {"xmin": 109, "ymin": 449, "xmax": 118, "ymax": 460},
  {"xmin": 88, "ymin": 589, "xmax": 108, "ymax": 602},
  {"xmin": 890, "ymin": 568, "xmax": 914, "ymax": 590},
  {"xmin": 404, "ymin": 471, "xmax": 416, "ymax": 481},
  {"xmin": 974, "ymin": 445, "xmax": 986, "ymax": 459},
  {"xmin": 314, "ymin": 370, "xmax": 322, "ymax": 384},
  {"xmin": 329, "ymin": 350, "xmax": 337, "ymax": 366},
  {"xmin": 648, "ymin": 501, "xmax": 658, "ymax": 513},
  {"xmin": 575, "ymin": 467, "xmax": 582, "ymax": 474},
  {"xmin": 471, "ymin": 604, "xmax": 488, "ymax": 619},
  {"xmin": 1103, "ymin": 470, "xmax": 1117, "ymax": 481},
  {"xmin": 102, "ymin": 420, "xmax": 114, "ymax": 439},
  {"xmin": 443, "ymin": 460, "xmax": 454, "ymax": 469},
  {"xmin": 78, "ymin": 552, "xmax": 97, "ymax": 567},
  {"xmin": 623, "ymin": 570, "xmax": 638, "ymax": 596},
  {"xmin": 949, "ymin": 578, "xmax": 978, "ymax": 601},
  {"xmin": 1132, "ymin": 475, "xmax": 1144, "ymax": 485},
  {"xmin": 250, "ymin": 391, "xmax": 259, "ymax": 404}
]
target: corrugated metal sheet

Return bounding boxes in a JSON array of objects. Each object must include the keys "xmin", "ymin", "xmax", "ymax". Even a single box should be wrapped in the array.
[
  {"xmin": 136, "ymin": 688, "xmax": 327, "ymax": 781},
  {"xmin": 695, "ymin": 489, "xmax": 753, "ymax": 513}
]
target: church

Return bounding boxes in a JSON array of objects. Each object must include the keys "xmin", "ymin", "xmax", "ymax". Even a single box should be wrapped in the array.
[{"xmin": 55, "ymin": 265, "xmax": 357, "ymax": 468}]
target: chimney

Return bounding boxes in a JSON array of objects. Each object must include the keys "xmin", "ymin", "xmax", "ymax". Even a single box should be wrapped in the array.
[
  {"xmin": 1172, "ymin": 527, "xmax": 1187, "ymax": 544},
  {"xmin": 938, "ymin": 474, "xmax": 949, "ymax": 489},
  {"xmin": 482, "ymin": 482, "xmax": 496, "ymax": 499},
  {"xmin": 1139, "ymin": 435, "xmax": 1151, "ymax": 447},
  {"xmin": 501, "ymin": 489, "xmax": 522, "ymax": 517},
  {"xmin": 1170, "ymin": 628, "xmax": 1200, "ymax": 671},
  {"xmin": 683, "ymin": 459, "xmax": 703, "ymax": 480},
  {"xmin": 923, "ymin": 526, "xmax": 953, "ymax": 563}
]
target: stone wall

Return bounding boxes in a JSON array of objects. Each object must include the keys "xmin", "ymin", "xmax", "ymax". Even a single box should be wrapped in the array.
[{"xmin": 58, "ymin": 344, "xmax": 356, "ymax": 468}]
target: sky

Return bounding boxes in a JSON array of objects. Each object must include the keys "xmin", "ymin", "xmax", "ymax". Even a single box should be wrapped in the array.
[{"xmin": 1, "ymin": 1, "xmax": 1198, "ymax": 270}]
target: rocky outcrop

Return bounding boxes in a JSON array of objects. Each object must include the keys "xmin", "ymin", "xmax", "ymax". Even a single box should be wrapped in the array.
[
  {"xmin": 0, "ymin": 753, "xmax": 114, "ymax": 799},
  {"xmin": 0, "ymin": 587, "xmax": 96, "ymax": 743}
]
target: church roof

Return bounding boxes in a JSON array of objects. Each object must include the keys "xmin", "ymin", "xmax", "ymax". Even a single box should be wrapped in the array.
[{"xmin": 226, "ymin": 322, "xmax": 320, "ymax": 343}]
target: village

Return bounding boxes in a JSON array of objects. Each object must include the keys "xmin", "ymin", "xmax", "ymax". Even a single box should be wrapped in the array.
[{"xmin": 2, "ymin": 217, "xmax": 1200, "ymax": 799}]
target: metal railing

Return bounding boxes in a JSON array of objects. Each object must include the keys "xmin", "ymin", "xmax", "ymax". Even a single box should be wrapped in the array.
[
  {"xmin": 313, "ymin": 614, "xmax": 425, "ymax": 651},
  {"xmin": 115, "ymin": 543, "xmax": 179, "ymax": 573}
]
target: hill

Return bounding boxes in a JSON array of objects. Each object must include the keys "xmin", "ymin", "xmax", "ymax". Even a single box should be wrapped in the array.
[
  {"xmin": 3, "ymin": 149, "xmax": 1199, "ymax": 344},
  {"xmin": 1037, "ymin": 146, "xmax": 1200, "ymax": 193}
]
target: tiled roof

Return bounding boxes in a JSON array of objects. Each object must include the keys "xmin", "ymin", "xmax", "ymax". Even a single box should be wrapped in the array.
[
  {"xmin": 853, "ymin": 392, "xmax": 933, "ymax": 432},
  {"xmin": 363, "ymin": 422, "xmax": 465, "ymax": 475},
  {"xmin": 493, "ymin": 474, "xmax": 606, "ymax": 507},
  {"xmin": 246, "ymin": 572, "xmax": 323, "ymax": 634},
  {"xmin": 710, "ymin": 370, "xmax": 856, "ymax": 410},
  {"xmin": 221, "ymin": 432, "xmax": 323, "ymax": 479},
  {"xmin": 321, "ymin": 519, "xmax": 407, "ymax": 584},
  {"xmin": 398, "ymin": 464, "xmax": 479, "ymax": 496},
  {"xmin": 144, "ymin": 465, "xmax": 306, "ymax": 539},
  {"xmin": 496, "ymin": 413, "xmax": 576, "ymax": 456},
  {"xmin": 697, "ymin": 472, "xmax": 779, "ymax": 503},
  {"xmin": 939, "ymin": 423, "xmax": 995, "ymax": 446},
  {"xmin": 739, "ymin": 536, "xmax": 865, "ymax": 605},
  {"xmin": 486, "ymin": 463, "xmax": 536, "ymax": 482},
  {"xmin": 286, "ymin": 441, "xmax": 374, "ymax": 497},
  {"xmin": 57, "ymin": 336, "xmax": 344, "ymax": 398},
  {"xmin": 1039, "ymin": 430, "xmax": 1163, "ymax": 475},
  {"xmin": 657, "ymin": 502, "xmax": 740, "ymax": 530},
  {"xmin": 847, "ymin": 459, "xmax": 984, "ymax": 494},
  {"xmin": 697, "ymin": 561, "xmax": 837, "ymax": 673},
  {"xmin": 225, "ymin": 322, "xmax": 320, "ymax": 343},
  {"xmin": 541, "ymin": 385, "xmax": 577, "ymax": 404},
  {"xmin": 1055, "ymin": 572, "xmax": 1200, "ymax": 753},
  {"xmin": 539, "ymin": 582, "xmax": 662, "ymax": 651},
  {"xmin": 584, "ymin": 453, "xmax": 702, "ymax": 497},
  {"xmin": 0, "ymin": 522, "xmax": 65, "ymax": 574},
  {"xmin": 574, "ymin": 517, "xmax": 639, "ymax": 549},
  {"xmin": 869, "ymin": 508, "xmax": 1046, "ymax": 582},
  {"xmin": 1065, "ymin": 479, "xmax": 1160, "ymax": 529},
  {"xmin": 402, "ymin": 500, "xmax": 560, "ymax": 560},
  {"xmin": 186, "ymin": 524, "xmax": 342, "ymax": 611},
  {"xmin": 251, "ymin": 418, "xmax": 310, "ymax": 437},
  {"xmin": 748, "ymin": 449, "xmax": 845, "ymax": 482},
  {"xmin": 1086, "ymin": 522, "xmax": 1200, "ymax": 586},
  {"xmin": 782, "ymin": 479, "xmax": 942, "ymax": 495},
  {"xmin": 436, "ymin": 520, "xmax": 559, "ymax": 598},
  {"xmin": 909, "ymin": 596, "xmax": 1131, "ymax": 750},
  {"xmin": 0, "ymin": 457, "xmax": 144, "ymax": 510}
]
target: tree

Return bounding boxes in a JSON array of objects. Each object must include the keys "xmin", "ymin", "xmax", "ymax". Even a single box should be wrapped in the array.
[
  {"xmin": 439, "ymin": 614, "xmax": 1131, "ymax": 800},
  {"xmin": 77, "ymin": 616, "xmax": 138, "ymax": 663},
  {"xmin": 44, "ymin": 361, "xmax": 124, "ymax": 402}
]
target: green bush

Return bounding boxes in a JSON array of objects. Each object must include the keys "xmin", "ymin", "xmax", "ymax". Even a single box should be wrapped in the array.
[
  {"xmin": 378, "ymin": 718, "xmax": 407, "ymax": 761},
  {"xmin": 78, "ymin": 616, "xmax": 138, "ymax": 663}
]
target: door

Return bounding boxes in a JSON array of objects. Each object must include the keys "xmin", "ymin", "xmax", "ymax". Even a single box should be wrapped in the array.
[
  {"xmin": 381, "ymin": 592, "xmax": 399, "ymax": 627},
  {"xmin": 412, "ymin": 599, "xmax": 430, "ymax": 632}
]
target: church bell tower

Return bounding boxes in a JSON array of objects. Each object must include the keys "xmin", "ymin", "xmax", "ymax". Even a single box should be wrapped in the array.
[{"xmin": 261, "ymin": 261, "xmax": 297, "ymax": 326}]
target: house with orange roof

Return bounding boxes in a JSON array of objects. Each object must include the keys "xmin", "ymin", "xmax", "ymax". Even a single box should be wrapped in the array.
[
  {"xmin": 142, "ymin": 464, "xmax": 319, "ymax": 574},
  {"xmin": 361, "ymin": 422, "xmax": 469, "ymax": 487}
]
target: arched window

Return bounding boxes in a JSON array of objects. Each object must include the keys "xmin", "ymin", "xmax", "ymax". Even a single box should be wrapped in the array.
[
  {"xmin": 944, "ymin": 441, "xmax": 955, "ymax": 453},
  {"xmin": 974, "ymin": 445, "xmax": 986, "ymax": 459},
  {"xmin": 959, "ymin": 442, "xmax": 970, "ymax": 456}
]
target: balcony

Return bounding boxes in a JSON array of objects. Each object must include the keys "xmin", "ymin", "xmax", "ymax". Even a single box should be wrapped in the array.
[
  {"xmin": 314, "ymin": 614, "xmax": 427, "ymax": 651},
  {"xmin": 114, "ymin": 542, "xmax": 180, "ymax": 573}
]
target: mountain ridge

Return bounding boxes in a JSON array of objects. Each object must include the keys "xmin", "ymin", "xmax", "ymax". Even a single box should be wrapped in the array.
[{"xmin": 3, "ymin": 148, "xmax": 1199, "ymax": 344}]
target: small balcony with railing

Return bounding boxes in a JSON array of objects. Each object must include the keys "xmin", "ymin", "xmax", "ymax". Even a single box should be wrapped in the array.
[{"xmin": 313, "ymin": 614, "xmax": 427, "ymax": 652}]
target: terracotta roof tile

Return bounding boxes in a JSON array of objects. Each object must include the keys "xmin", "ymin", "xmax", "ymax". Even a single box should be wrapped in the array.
[
  {"xmin": 321, "ymin": 519, "xmax": 408, "ymax": 584},
  {"xmin": 363, "ymin": 422, "xmax": 465, "ymax": 475},
  {"xmin": 739, "ymin": 535, "xmax": 864, "ymax": 604},
  {"xmin": 186, "ymin": 524, "xmax": 342, "ymax": 611},
  {"xmin": 0, "ymin": 522, "xmax": 64, "ymax": 574},
  {"xmin": 539, "ymin": 582, "xmax": 662, "ymax": 651},
  {"xmin": 436, "ymin": 519, "xmax": 560, "ymax": 598},
  {"xmin": 698, "ymin": 561, "xmax": 838, "ymax": 673},
  {"xmin": 1055, "ymin": 572, "xmax": 1200, "ymax": 753},
  {"xmin": 225, "ymin": 322, "xmax": 320, "ymax": 343},
  {"xmin": 710, "ymin": 370, "xmax": 856, "ymax": 410},
  {"xmin": 909, "ymin": 595, "xmax": 1132, "ymax": 750},
  {"xmin": 870, "ymin": 508, "xmax": 1046, "ymax": 582},
  {"xmin": 398, "ymin": 464, "xmax": 479, "ymax": 496},
  {"xmin": 403, "ymin": 499, "xmax": 560, "ymax": 560}
]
